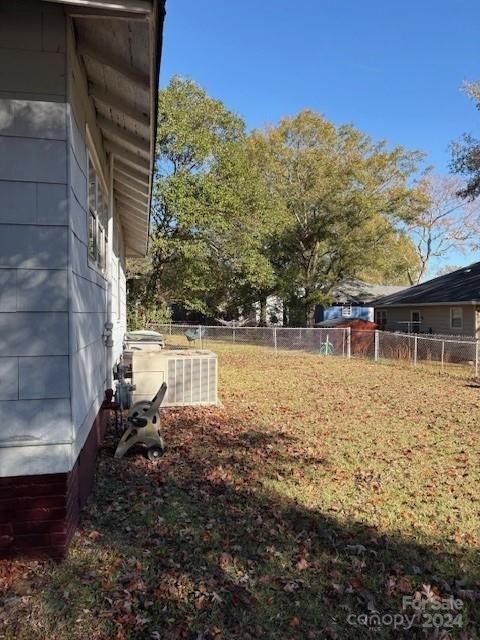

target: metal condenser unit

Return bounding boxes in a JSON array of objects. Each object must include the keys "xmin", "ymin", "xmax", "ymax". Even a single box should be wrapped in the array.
[{"xmin": 130, "ymin": 349, "xmax": 218, "ymax": 407}]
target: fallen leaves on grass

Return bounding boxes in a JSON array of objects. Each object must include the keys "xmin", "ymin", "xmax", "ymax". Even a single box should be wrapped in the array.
[{"xmin": 1, "ymin": 346, "xmax": 480, "ymax": 639}]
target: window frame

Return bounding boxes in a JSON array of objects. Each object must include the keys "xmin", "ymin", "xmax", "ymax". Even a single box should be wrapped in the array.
[
  {"xmin": 88, "ymin": 209, "xmax": 97, "ymax": 262},
  {"xmin": 410, "ymin": 310, "xmax": 421, "ymax": 333},
  {"xmin": 376, "ymin": 309, "xmax": 387, "ymax": 330},
  {"xmin": 87, "ymin": 151, "xmax": 109, "ymax": 275},
  {"xmin": 450, "ymin": 306, "xmax": 463, "ymax": 331}
]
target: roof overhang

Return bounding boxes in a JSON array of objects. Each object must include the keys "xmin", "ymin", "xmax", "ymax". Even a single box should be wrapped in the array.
[
  {"xmin": 42, "ymin": 0, "xmax": 165, "ymax": 256},
  {"xmin": 374, "ymin": 301, "xmax": 480, "ymax": 307}
]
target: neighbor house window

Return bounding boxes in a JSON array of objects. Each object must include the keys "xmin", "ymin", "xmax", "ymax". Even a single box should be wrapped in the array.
[
  {"xmin": 87, "ymin": 153, "xmax": 108, "ymax": 272},
  {"xmin": 410, "ymin": 310, "xmax": 421, "ymax": 333},
  {"xmin": 342, "ymin": 304, "xmax": 352, "ymax": 318},
  {"xmin": 376, "ymin": 310, "xmax": 387, "ymax": 330},
  {"xmin": 450, "ymin": 307, "xmax": 463, "ymax": 330}
]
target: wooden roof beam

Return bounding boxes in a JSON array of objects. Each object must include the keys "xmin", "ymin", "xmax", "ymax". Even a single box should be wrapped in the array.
[
  {"xmin": 115, "ymin": 160, "xmax": 151, "ymax": 186},
  {"xmin": 43, "ymin": 1, "xmax": 152, "ymax": 14},
  {"xmin": 114, "ymin": 171, "xmax": 149, "ymax": 197},
  {"xmin": 97, "ymin": 115, "xmax": 150, "ymax": 157},
  {"xmin": 116, "ymin": 194, "xmax": 149, "ymax": 216},
  {"xmin": 104, "ymin": 140, "xmax": 150, "ymax": 174},
  {"xmin": 77, "ymin": 40, "xmax": 150, "ymax": 91},
  {"xmin": 64, "ymin": 7, "xmax": 148, "ymax": 19},
  {"xmin": 89, "ymin": 83, "xmax": 150, "ymax": 127},
  {"xmin": 114, "ymin": 181, "xmax": 149, "ymax": 206}
]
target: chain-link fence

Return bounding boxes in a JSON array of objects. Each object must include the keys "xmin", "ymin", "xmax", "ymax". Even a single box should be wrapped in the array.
[
  {"xmin": 156, "ymin": 323, "xmax": 479, "ymax": 378},
  {"xmin": 158, "ymin": 323, "xmax": 349, "ymax": 356}
]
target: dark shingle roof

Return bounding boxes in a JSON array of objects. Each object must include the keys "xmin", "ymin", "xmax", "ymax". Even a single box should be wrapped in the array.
[{"xmin": 374, "ymin": 262, "xmax": 480, "ymax": 306}]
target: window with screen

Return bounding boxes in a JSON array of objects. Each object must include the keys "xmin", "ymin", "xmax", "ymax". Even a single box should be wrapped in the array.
[
  {"xmin": 87, "ymin": 153, "xmax": 108, "ymax": 272},
  {"xmin": 376, "ymin": 310, "xmax": 387, "ymax": 329},
  {"xmin": 450, "ymin": 307, "xmax": 463, "ymax": 330},
  {"xmin": 410, "ymin": 310, "xmax": 421, "ymax": 333}
]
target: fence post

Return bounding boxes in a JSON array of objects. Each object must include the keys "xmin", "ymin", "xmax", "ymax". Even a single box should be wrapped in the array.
[
  {"xmin": 413, "ymin": 335, "xmax": 418, "ymax": 368},
  {"xmin": 476, "ymin": 340, "xmax": 479, "ymax": 378},
  {"xmin": 169, "ymin": 321, "xmax": 172, "ymax": 336},
  {"xmin": 374, "ymin": 330, "xmax": 379, "ymax": 361},
  {"xmin": 273, "ymin": 327, "xmax": 278, "ymax": 355},
  {"xmin": 232, "ymin": 322, "xmax": 236, "ymax": 344},
  {"xmin": 347, "ymin": 327, "xmax": 351, "ymax": 359},
  {"xmin": 441, "ymin": 340, "xmax": 445, "ymax": 371}
]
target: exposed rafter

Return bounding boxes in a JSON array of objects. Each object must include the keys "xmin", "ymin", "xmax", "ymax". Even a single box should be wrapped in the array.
[
  {"xmin": 114, "ymin": 182, "xmax": 149, "ymax": 206},
  {"xmin": 116, "ymin": 193, "xmax": 149, "ymax": 214},
  {"xmin": 89, "ymin": 83, "xmax": 150, "ymax": 127},
  {"xmin": 77, "ymin": 40, "xmax": 150, "ymax": 91},
  {"xmin": 120, "ymin": 213, "xmax": 149, "ymax": 231},
  {"xmin": 104, "ymin": 141, "xmax": 150, "ymax": 173},
  {"xmin": 117, "ymin": 203, "xmax": 150, "ymax": 225},
  {"xmin": 116, "ymin": 194, "xmax": 149, "ymax": 216},
  {"xmin": 43, "ymin": 0, "xmax": 152, "ymax": 14},
  {"xmin": 114, "ymin": 171, "xmax": 150, "ymax": 197},
  {"xmin": 115, "ymin": 161, "xmax": 151, "ymax": 186},
  {"xmin": 119, "ymin": 218, "xmax": 149, "ymax": 241},
  {"xmin": 63, "ymin": 7, "xmax": 147, "ymax": 19},
  {"xmin": 97, "ymin": 115, "xmax": 150, "ymax": 158}
]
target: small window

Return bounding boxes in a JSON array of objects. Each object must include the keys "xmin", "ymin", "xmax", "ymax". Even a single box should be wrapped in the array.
[
  {"xmin": 117, "ymin": 258, "xmax": 122, "ymax": 322},
  {"xmin": 88, "ymin": 211, "xmax": 97, "ymax": 260},
  {"xmin": 410, "ymin": 310, "xmax": 421, "ymax": 333},
  {"xmin": 376, "ymin": 309, "xmax": 387, "ymax": 330},
  {"xmin": 342, "ymin": 304, "xmax": 352, "ymax": 318},
  {"xmin": 98, "ymin": 225, "xmax": 105, "ymax": 270},
  {"xmin": 87, "ymin": 153, "xmax": 108, "ymax": 272},
  {"xmin": 450, "ymin": 307, "xmax": 463, "ymax": 330}
]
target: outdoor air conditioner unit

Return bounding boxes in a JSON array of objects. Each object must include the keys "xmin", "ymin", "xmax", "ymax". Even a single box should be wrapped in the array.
[{"xmin": 130, "ymin": 349, "xmax": 218, "ymax": 407}]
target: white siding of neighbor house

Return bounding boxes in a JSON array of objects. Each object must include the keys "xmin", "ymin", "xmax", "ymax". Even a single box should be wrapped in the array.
[
  {"xmin": 0, "ymin": 1, "xmax": 128, "ymax": 476},
  {"xmin": 376, "ymin": 305, "xmax": 476, "ymax": 337}
]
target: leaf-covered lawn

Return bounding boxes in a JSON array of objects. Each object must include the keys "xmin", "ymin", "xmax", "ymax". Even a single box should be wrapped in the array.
[{"xmin": 1, "ymin": 346, "xmax": 480, "ymax": 639}]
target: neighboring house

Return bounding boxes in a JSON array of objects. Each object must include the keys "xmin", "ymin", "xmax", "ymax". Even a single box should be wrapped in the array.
[
  {"xmin": 374, "ymin": 262, "xmax": 480, "ymax": 337},
  {"xmin": 314, "ymin": 279, "xmax": 406, "ymax": 324},
  {"xmin": 0, "ymin": 0, "xmax": 164, "ymax": 557}
]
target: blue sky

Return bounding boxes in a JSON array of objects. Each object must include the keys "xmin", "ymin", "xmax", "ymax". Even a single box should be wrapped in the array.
[{"xmin": 161, "ymin": 0, "xmax": 480, "ymax": 272}]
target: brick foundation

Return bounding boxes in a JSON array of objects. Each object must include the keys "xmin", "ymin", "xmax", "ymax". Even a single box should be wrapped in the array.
[{"xmin": 0, "ymin": 408, "xmax": 107, "ymax": 559}]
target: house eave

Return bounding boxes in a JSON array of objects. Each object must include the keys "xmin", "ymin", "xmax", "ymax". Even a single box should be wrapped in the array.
[
  {"xmin": 42, "ymin": 0, "xmax": 164, "ymax": 256},
  {"xmin": 374, "ymin": 300, "xmax": 480, "ymax": 308}
]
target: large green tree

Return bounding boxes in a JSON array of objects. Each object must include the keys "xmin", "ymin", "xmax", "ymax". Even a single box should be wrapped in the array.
[
  {"xmin": 451, "ymin": 82, "xmax": 480, "ymax": 199},
  {"xmin": 130, "ymin": 77, "xmax": 275, "ymax": 321},
  {"xmin": 250, "ymin": 111, "xmax": 424, "ymax": 325}
]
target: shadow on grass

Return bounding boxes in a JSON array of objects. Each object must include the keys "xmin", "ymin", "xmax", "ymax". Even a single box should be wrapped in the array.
[{"xmin": 9, "ymin": 407, "xmax": 480, "ymax": 640}]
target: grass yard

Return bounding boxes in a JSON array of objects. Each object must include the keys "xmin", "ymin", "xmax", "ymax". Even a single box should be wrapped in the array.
[{"xmin": 1, "ymin": 346, "xmax": 480, "ymax": 639}]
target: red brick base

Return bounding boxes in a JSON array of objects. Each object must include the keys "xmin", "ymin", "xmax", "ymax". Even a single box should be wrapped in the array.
[{"xmin": 0, "ymin": 408, "xmax": 107, "ymax": 559}]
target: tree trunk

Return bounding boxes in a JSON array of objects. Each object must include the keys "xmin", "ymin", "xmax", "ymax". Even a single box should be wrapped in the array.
[
  {"xmin": 305, "ymin": 302, "xmax": 316, "ymax": 328},
  {"xmin": 259, "ymin": 297, "xmax": 267, "ymax": 326},
  {"xmin": 283, "ymin": 301, "xmax": 289, "ymax": 327}
]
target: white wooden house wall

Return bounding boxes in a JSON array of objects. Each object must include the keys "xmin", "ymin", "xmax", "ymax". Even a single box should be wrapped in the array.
[{"xmin": 0, "ymin": 0, "xmax": 128, "ymax": 477}]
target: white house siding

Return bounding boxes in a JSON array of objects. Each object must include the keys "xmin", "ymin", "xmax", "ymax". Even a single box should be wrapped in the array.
[
  {"xmin": 377, "ymin": 305, "xmax": 476, "ymax": 337},
  {"xmin": 67, "ymin": 45, "xmax": 127, "ymax": 462},
  {"xmin": 0, "ymin": 1, "xmax": 72, "ymax": 475},
  {"xmin": 0, "ymin": 1, "xmax": 128, "ymax": 476}
]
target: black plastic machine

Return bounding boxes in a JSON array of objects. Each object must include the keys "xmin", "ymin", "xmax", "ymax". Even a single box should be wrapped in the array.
[{"xmin": 114, "ymin": 382, "xmax": 167, "ymax": 461}]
